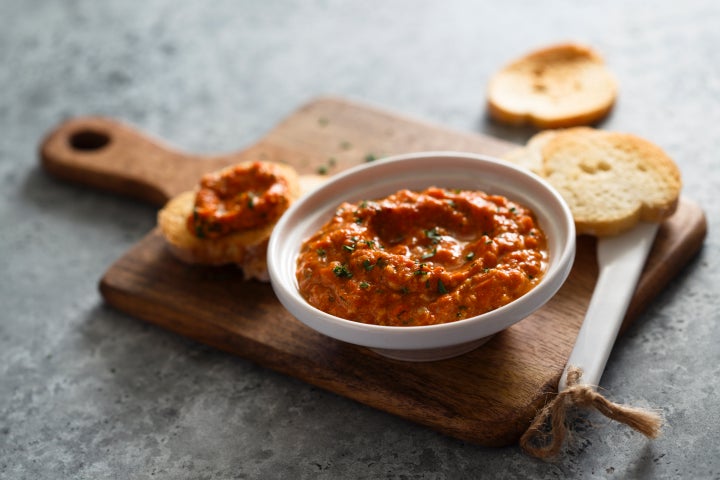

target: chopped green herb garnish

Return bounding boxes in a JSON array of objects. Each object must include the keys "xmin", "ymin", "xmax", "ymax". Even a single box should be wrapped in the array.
[
  {"xmin": 317, "ymin": 248, "xmax": 326, "ymax": 257},
  {"xmin": 317, "ymin": 165, "xmax": 328, "ymax": 175},
  {"xmin": 318, "ymin": 117, "xmax": 329, "ymax": 127},
  {"xmin": 340, "ymin": 140, "xmax": 352, "ymax": 150},
  {"xmin": 425, "ymin": 228, "xmax": 442, "ymax": 244},
  {"xmin": 333, "ymin": 264, "xmax": 353, "ymax": 278},
  {"xmin": 421, "ymin": 247, "xmax": 437, "ymax": 260},
  {"xmin": 359, "ymin": 281, "xmax": 369, "ymax": 289},
  {"xmin": 414, "ymin": 263, "xmax": 428, "ymax": 276},
  {"xmin": 365, "ymin": 153, "xmax": 377, "ymax": 162},
  {"xmin": 192, "ymin": 209, "xmax": 206, "ymax": 238},
  {"xmin": 362, "ymin": 259, "xmax": 374, "ymax": 271},
  {"xmin": 343, "ymin": 244, "xmax": 355, "ymax": 252},
  {"xmin": 437, "ymin": 279, "xmax": 448, "ymax": 294},
  {"xmin": 465, "ymin": 252, "xmax": 475, "ymax": 261}
]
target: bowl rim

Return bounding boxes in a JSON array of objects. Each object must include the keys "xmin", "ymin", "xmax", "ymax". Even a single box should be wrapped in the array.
[{"xmin": 267, "ymin": 151, "xmax": 576, "ymax": 349}]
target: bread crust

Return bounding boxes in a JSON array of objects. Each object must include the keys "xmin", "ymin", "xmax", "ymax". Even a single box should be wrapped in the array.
[
  {"xmin": 157, "ymin": 161, "xmax": 301, "ymax": 281},
  {"xmin": 487, "ymin": 43, "xmax": 617, "ymax": 129}
]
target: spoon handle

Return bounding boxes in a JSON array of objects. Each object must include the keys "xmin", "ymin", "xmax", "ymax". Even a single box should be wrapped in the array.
[{"xmin": 559, "ymin": 222, "xmax": 659, "ymax": 391}]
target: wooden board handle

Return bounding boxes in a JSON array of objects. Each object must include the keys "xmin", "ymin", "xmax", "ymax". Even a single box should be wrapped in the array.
[{"xmin": 40, "ymin": 117, "xmax": 233, "ymax": 206}]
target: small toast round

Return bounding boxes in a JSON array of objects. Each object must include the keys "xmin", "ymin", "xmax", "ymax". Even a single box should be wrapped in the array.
[
  {"xmin": 487, "ymin": 43, "xmax": 617, "ymax": 129},
  {"xmin": 539, "ymin": 129, "xmax": 681, "ymax": 236},
  {"xmin": 157, "ymin": 161, "xmax": 301, "ymax": 281}
]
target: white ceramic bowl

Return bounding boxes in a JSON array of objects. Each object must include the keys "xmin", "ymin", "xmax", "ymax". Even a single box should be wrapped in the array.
[{"xmin": 267, "ymin": 152, "xmax": 576, "ymax": 361}]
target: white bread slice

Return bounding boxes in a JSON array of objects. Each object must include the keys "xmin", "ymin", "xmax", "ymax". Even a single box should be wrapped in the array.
[
  {"xmin": 539, "ymin": 129, "xmax": 681, "ymax": 236},
  {"xmin": 487, "ymin": 43, "xmax": 617, "ymax": 129},
  {"xmin": 157, "ymin": 161, "xmax": 301, "ymax": 281}
]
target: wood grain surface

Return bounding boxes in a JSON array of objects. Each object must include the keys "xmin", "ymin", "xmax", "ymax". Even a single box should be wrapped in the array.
[{"xmin": 40, "ymin": 96, "xmax": 707, "ymax": 446}]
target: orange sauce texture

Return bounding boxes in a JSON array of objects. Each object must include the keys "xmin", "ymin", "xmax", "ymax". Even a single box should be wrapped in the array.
[
  {"xmin": 296, "ymin": 187, "xmax": 548, "ymax": 326},
  {"xmin": 188, "ymin": 162, "xmax": 292, "ymax": 239}
]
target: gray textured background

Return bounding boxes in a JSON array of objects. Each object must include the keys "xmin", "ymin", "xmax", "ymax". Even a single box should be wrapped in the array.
[{"xmin": 1, "ymin": 1, "xmax": 718, "ymax": 478}]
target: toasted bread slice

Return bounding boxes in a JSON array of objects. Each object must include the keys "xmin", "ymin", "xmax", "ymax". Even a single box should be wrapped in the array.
[
  {"xmin": 487, "ymin": 43, "xmax": 617, "ymax": 129},
  {"xmin": 504, "ymin": 128, "xmax": 682, "ymax": 236},
  {"xmin": 157, "ymin": 161, "xmax": 301, "ymax": 281},
  {"xmin": 540, "ymin": 129, "xmax": 681, "ymax": 236},
  {"xmin": 501, "ymin": 127, "xmax": 594, "ymax": 175}
]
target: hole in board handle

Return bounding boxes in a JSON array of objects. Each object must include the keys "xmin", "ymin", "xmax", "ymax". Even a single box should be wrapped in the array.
[{"xmin": 69, "ymin": 130, "xmax": 111, "ymax": 151}]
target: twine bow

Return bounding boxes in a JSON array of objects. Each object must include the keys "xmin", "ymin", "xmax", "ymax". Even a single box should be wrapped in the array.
[{"xmin": 520, "ymin": 366, "xmax": 663, "ymax": 459}]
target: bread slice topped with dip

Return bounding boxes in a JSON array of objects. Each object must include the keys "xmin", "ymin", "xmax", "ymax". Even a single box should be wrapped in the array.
[
  {"xmin": 504, "ymin": 128, "xmax": 682, "ymax": 236},
  {"xmin": 158, "ymin": 161, "xmax": 302, "ymax": 281},
  {"xmin": 487, "ymin": 43, "xmax": 618, "ymax": 129}
]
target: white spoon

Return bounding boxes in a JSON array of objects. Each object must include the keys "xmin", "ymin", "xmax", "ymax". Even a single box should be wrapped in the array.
[{"xmin": 559, "ymin": 221, "xmax": 659, "ymax": 391}]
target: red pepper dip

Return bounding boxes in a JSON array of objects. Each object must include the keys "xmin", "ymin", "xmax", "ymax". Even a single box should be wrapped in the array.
[
  {"xmin": 296, "ymin": 187, "xmax": 548, "ymax": 326},
  {"xmin": 188, "ymin": 162, "xmax": 293, "ymax": 239}
]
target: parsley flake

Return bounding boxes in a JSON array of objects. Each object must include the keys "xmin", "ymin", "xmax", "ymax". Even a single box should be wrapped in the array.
[
  {"xmin": 421, "ymin": 247, "xmax": 437, "ymax": 260},
  {"xmin": 333, "ymin": 264, "xmax": 353, "ymax": 278},
  {"xmin": 425, "ymin": 227, "xmax": 442, "ymax": 244}
]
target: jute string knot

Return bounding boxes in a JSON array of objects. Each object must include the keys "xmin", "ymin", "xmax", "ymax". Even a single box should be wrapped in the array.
[{"xmin": 519, "ymin": 366, "xmax": 663, "ymax": 459}]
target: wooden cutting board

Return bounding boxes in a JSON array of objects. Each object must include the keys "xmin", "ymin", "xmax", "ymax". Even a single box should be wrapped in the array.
[{"xmin": 40, "ymin": 96, "xmax": 707, "ymax": 447}]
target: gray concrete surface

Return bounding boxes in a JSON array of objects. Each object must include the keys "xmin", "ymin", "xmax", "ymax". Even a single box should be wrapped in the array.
[{"xmin": 1, "ymin": 1, "xmax": 718, "ymax": 478}]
